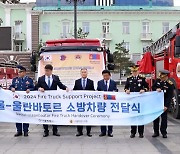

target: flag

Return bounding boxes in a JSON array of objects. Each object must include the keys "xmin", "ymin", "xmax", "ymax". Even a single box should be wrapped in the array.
[
  {"xmin": 104, "ymin": 94, "xmax": 116, "ymax": 100},
  {"xmin": 89, "ymin": 54, "xmax": 100, "ymax": 60},
  {"xmin": 13, "ymin": 94, "xmax": 20, "ymax": 99},
  {"xmin": 60, "ymin": 55, "xmax": 66, "ymax": 61},
  {"xmin": 43, "ymin": 55, "xmax": 52, "ymax": 61}
]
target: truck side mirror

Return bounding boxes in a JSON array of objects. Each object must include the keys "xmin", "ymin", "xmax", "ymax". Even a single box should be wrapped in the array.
[
  {"xmin": 107, "ymin": 53, "xmax": 114, "ymax": 63},
  {"xmin": 107, "ymin": 63, "xmax": 115, "ymax": 70}
]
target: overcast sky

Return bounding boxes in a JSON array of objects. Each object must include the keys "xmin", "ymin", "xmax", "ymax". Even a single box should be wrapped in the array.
[{"xmin": 20, "ymin": 0, "xmax": 180, "ymax": 6}]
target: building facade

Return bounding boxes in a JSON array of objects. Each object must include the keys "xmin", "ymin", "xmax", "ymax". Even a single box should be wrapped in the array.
[
  {"xmin": 0, "ymin": 2, "xmax": 34, "ymax": 51},
  {"xmin": 33, "ymin": 5, "xmax": 180, "ymax": 63},
  {"xmin": 115, "ymin": 0, "xmax": 173, "ymax": 6},
  {"xmin": 1, "ymin": 1, "xmax": 180, "ymax": 64},
  {"xmin": 36, "ymin": 0, "xmax": 174, "ymax": 7}
]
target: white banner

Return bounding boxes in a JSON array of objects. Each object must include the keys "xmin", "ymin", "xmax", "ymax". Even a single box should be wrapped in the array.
[{"xmin": 0, "ymin": 89, "xmax": 164, "ymax": 126}]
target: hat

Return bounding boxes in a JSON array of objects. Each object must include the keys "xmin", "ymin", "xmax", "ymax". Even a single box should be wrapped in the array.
[
  {"xmin": 17, "ymin": 65, "xmax": 26, "ymax": 72},
  {"xmin": 159, "ymin": 69, "xmax": 170, "ymax": 78},
  {"xmin": 130, "ymin": 65, "xmax": 139, "ymax": 72}
]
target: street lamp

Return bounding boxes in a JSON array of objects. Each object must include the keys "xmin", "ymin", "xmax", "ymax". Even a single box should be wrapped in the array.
[{"xmin": 66, "ymin": 0, "xmax": 85, "ymax": 39}]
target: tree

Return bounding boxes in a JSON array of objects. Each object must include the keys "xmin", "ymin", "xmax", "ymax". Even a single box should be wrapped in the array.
[
  {"xmin": 113, "ymin": 41, "xmax": 134, "ymax": 79},
  {"xmin": 77, "ymin": 27, "xmax": 89, "ymax": 39},
  {"xmin": 0, "ymin": 0, "xmax": 20, "ymax": 4}
]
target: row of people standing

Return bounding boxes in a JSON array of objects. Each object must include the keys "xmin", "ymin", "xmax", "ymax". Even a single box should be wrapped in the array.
[
  {"xmin": 8, "ymin": 64, "xmax": 173, "ymax": 139},
  {"xmin": 9, "ymin": 64, "xmax": 117, "ymax": 137},
  {"xmin": 124, "ymin": 65, "xmax": 174, "ymax": 138}
]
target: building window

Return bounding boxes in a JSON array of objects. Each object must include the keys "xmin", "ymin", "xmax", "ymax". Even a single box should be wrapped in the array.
[
  {"xmin": 142, "ymin": 21, "xmax": 150, "ymax": 34},
  {"xmin": 62, "ymin": 22, "xmax": 70, "ymax": 38},
  {"xmin": 102, "ymin": 22, "xmax": 110, "ymax": 34},
  {"xmin": 162, "ymin": 22, "xmax": 169, "ymax": 34},
  {"xmin": 82, "ymin": 22, "xmax": 90, "ymax": 33},
  {"xmin": 15, "ymin": 21, "xmax": 23, "ymax": 34},
  {"xmin": 142, "ymin": 42, "xmax": 151, "ymax": 51},
  {"xmin": 142, "ymin": 42, "xmax": 150, "ymax": 48},
  {"xmin": 122, "ymin": 22, "xmax": 130, "ymax": 34},
  {"xmin": 102, "ymin": 22, "xmax": 110, "ymax": 38},
  {"xmin": 15, "ymin": 42, "xmax": 23, "ymax": 51},
  {"xmin": 96, "ymin": 0, "xmax": 114, "ymax": 6},
  {"xmin": 42, "ymin": 22, "xmax": 50, "ymax": 35},
  {"xmin": 122, "ymin": 42, "xmax": 130, "ymax": 51}
]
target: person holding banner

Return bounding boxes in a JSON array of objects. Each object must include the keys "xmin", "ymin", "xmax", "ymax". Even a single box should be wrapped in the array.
[
  {"xmin": 35, "ymin": 64, "xmax": 69, "ymax": 137},
  {"xmin": 124, "ymin": 65, "xmax": 149, "ymax": 138},
  {"xmin": 152, "ymin": 70, "xmax": 174, "ymax": 138},
  {"xmin": 9, "ymin": 65, "xmax": 34, "ymax": 137},
  {"xmin": 73, "ymin": 68, "xmax": 95, "ymax": 137},
  {"xmin": 97, "ymin": 70, "xmax": 118, "ymax": 137}
]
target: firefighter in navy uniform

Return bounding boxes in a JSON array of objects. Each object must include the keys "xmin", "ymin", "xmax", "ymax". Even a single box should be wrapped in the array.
[
  {"xmin": 152, "ymin": 70, "xmax": 174, "ymax": 138},
  {"xmin": 124, "ymin": 65, "xmax": 149, "ymax": 138},
  {"xmin": 9, "ymin": 65, "xmax": 34, "ymax": 137}
]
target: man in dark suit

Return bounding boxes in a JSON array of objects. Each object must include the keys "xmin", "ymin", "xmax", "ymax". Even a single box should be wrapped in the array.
[
  {"xmin": 97, "ymin": 70, "xmax": 118, "ymax": 137},
  {"xmin": 73, "ymin": 68, "xmax": 95, "ymax": 137},
  {"xmin": 35, "ymin": 64, "xmax": 69, "ymax": 137}
]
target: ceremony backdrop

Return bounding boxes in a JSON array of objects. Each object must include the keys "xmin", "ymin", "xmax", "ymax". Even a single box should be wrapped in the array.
[{"xmin": 38, "ymin": 52, "xmax": 105, "ymax": 89}]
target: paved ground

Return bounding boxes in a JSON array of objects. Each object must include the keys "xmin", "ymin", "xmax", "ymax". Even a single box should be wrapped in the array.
[{"xmin": 0, "ymin": 115, "xmax": 180, "ymax": 154}]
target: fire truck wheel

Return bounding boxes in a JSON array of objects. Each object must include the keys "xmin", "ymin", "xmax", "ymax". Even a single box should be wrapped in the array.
[{"xmin": 171, "ymin": 89, "xmax": 180, "ymax": 119}]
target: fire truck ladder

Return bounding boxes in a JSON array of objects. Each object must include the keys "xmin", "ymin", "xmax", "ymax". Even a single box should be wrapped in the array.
[{"xmin": 144, "ymin": 22, "xmax": 180, "ymax": 55}]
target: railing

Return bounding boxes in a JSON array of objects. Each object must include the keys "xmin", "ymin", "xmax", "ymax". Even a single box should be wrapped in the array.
[
  {"xmin": 140, "ymin": 33, "xmax": 152, "ymax": 41},
  {"xmin": 100, "ymin": 33, "xmax": 112, "ymax": 40},
  {"xmin": 14, "ymin": 32, "xmax": 26, "ymax": 41},
  {"xmin": 60, "ymin": 33, "xmax": 73, "ymax": 38}
]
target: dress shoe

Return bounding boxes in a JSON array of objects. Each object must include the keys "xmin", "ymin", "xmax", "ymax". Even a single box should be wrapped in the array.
[
  {"xmin": 99, "ymin": 133, "xmax": 106, "ymax": 137},
  {"xmin": 139, "ymin": 134, "xmax": 144, "ymax": 138},
  {"xmin": 130, "ymin": 134, "xmax": 135, "ymax": 138},
  {"xmin": 162, "ymin": 134, "xmax": 167, "ymax": 138},
  {"xmin": 24, "ymin": 132, "xmax": 29, "ymax": 137},
  {"xmin": 76, "ymin": 132, "xmax": 83, "ymax": 137},
  {"xmin": 43, "ymin": 132, "xmax": 49, "ymax": 137},
  {"xmin": 53, "ymin": 132, "xmax": 60, "ymax": 136},
  {"xmin": 108, "ymin": 134, "xmax": 113, "ymax": 137},
  {"xmin": 152, "ymin": 133, "xmax": 159, "ymax": 138},
  {"xmin": 14, "ymin": 132, "xmax": 22, "ymax": 137},
  {"xmin": 87, "ymin": 133, "xmax": 92, "ymax": 137}
]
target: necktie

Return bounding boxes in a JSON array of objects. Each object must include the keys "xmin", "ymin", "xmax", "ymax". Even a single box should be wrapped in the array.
[
  {"xmin": 21, "ymin": 78, "xmax": 24, "ymax": 82},
  {"xmin": 48, "ymin": 76, "xmax": 51, "ymax": 88},
  {"xmin": 83, "ymin": 79, "xmax": 86, "ymax": 90},
  {"xmin": 105, "ymin": 80, "xmax": 108, "ymax": 91}
]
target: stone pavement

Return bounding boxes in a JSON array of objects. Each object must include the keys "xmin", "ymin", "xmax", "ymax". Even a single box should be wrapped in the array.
[{"xmin": 0, "ymin": 116, "xmax": 180, "ymax": 154}]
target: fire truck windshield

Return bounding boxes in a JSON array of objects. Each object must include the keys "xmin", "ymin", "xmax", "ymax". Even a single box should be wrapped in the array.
[{"xmin": 38, "ymin": 49, "xmax": 105, "ymax": 89}]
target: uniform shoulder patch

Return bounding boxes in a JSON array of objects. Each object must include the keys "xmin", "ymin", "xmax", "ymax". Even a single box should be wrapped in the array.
[
  {"xmin": 167, "ymin": 80, "xmax": 173, "ymax": 85},
  {"xmin": 127, "ymin": 75, "xmax": 132, "ymax": 78},
  {"xmin": 139, "ymin": 74, "xmax": 145, "ymax": 78}
]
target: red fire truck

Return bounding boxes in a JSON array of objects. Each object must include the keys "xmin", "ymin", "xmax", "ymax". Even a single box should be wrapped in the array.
[
  {"xmin": 31, "ymin": 39, "xmax": 114, "ymax": 89},
  {"xmin": 0, "ymin": 63, "xmax": 18, "ymax": 89},
  {"xmin": 138, "ymin": 22, "xmax": 180, "ymax": 119}
]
